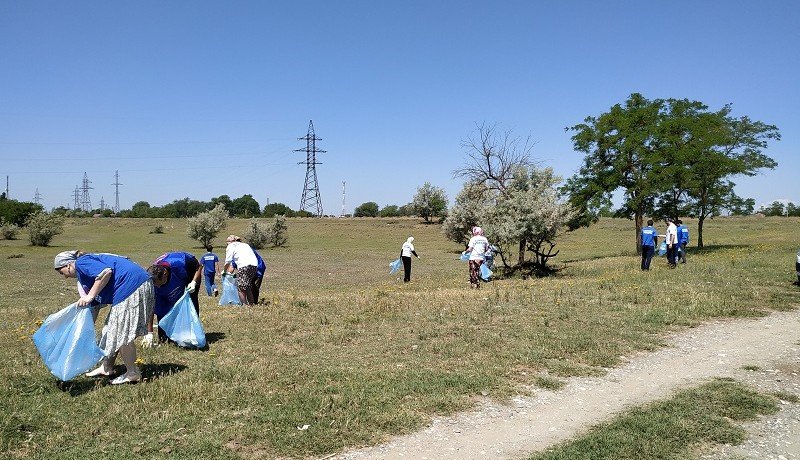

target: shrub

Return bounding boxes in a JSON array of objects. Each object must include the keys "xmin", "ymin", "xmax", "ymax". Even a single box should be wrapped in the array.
[
  {"xmin": 1, "ymin": 218, "xmax": 19, "ymax": 240},
  {"xmin": 269, "ymin": 215, "xmax": 288, "ymax": 247},
  {"xmin": 149, "ymin": 224, "xmax": 164, "ymax": 234},
  {"xmin": 187, "ymin": 203, "xmax": 228, "ymax": 248},
  {"xmin": 244, "ymin": 218, "xmax": 270, "ymax": 249},
  {"xmin": 26, "ymin": 211, "xmax": 64, "ymax": 247}
]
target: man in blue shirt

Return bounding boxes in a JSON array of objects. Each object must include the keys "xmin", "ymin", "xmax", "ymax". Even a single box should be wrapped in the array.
[
  {"xmin": 641, "ymin": 219, "xmax": 658, "ymax": 271},
  {"xmin": 200, "ymin": 246, "xmax": 220, "ymax": 297},
  {"xmin": 677, "ymin": 220, "xmax": 689, "ymax": 264}
]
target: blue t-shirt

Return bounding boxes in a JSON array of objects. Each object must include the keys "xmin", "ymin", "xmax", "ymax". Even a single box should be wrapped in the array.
[
  {"xmin": 200, "ymin": 252, "xmax": 218, "ymax": 274},
  {"xmin": 641, "ymin": 226, "xmax": 657, "ymax": 247},
  {"xmin": 152, "ymin": 252, "xmax": 200, "ymax": 318},
  {"xmin": 678, "ymin": 225, "xmax": 689, "ymax": 244},
  {"xmin": 75, "ymin": 254, "xmax": 150, "ymax": 306},
  {"xmin": 253, "ymin": 248, "xmax": 266, "ymax": 278}
]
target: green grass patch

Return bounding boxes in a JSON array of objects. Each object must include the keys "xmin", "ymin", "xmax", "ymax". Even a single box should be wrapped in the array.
[
  {"xmin": 1, "ymin": 216, "xmax": 798, "ymax": 458},
  {"xmin": 529, "ymin": 379, "xmax": 778, "ymax": 460},
  {"xmin": 772, "ymin": 391, "xmax": 800, "ymax": 403},
  {"xmin": 742, "ymin": 364, "xmax": 762, "ymax": 371}
]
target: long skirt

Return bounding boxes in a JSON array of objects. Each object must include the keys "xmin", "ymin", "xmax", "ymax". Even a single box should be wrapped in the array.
[{"xmin": 96, "ymin": 280, "xmax": 155, "ymax": 355}]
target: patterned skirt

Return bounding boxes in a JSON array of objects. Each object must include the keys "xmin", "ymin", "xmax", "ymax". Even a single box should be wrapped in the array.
[
  {"xmin": 235, "ymin": 265, "xmax": 257, "ymax": 290},
  {"xmin": 469, "ymin": 260, "xmax": 483, "ymax": 285},
  {"xmin": 96, "ymin": 279, "xmax": 155, "ymax": 355}
]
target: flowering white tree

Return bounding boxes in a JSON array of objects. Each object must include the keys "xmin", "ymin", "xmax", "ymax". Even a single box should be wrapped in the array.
[{"xmin": 187, "ymin": 203, "xmax": 228, "ymax": 248}]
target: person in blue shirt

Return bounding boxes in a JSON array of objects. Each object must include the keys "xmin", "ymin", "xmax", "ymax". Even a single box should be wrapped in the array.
[
  {"xmin": 677, "ymin": 219, "xmax": 689, "ymax": 264},
  {"xmin": 252, "ymin": 247, "xmax": 266, "ymax": 304},
  {"xmin": 53, "ymin": 250, "xmax": 154, "ymax": 385},
  {"xmin": 200, "ymin": 246, "xmax": 220, "ymax": 297},
  {"xmin": 640, "ymin": 219, "xmax": 658, "ymax": 271},
  {"xmin": 145, "ymin": 252, "xmax": 203, "ymax": 344}
]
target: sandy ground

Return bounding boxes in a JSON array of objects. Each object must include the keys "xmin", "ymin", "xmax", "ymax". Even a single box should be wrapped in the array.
[{"xmin": 332, "ymin": 309, "xmax": 800, "ymax": 460}]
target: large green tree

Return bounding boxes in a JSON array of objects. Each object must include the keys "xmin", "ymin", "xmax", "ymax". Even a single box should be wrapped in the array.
[
  {"xmin": 411, "ymin": 182, "xmax": 448, "ymax": 223},
  {"xmin": 565, "ymin": 93, "xmax": 664, "ymax": 253}
]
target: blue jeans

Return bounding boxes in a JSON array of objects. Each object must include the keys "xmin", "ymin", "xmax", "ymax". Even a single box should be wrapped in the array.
[{"xmin": 204, "ymin": 272, "xmax": 216, "ymax": 296}]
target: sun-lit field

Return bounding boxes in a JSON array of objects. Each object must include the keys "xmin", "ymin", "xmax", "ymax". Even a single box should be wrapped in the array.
[{"xmin": 1, "ymin": 216, "xmax": 798, "ymax": 459}]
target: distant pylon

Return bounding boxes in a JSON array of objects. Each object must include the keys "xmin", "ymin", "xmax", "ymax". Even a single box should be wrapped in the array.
[
  {"xmin": 34, "ymin": 188, "xmax": 42, "ymax": 205},
  {"xmin": 295, "ymin": 120, "xmax": 326, "ymax": 216},
  {"xmin": 99, "ymin": 197, "xmax": 106, "ymax": 211},
  {"xmin": 79, "ymin": 172, "xmax": 93, "ymax": 212},
  {"xmin": 73, "ymin": 186, "xmax": 80, "ymax": 210},
  {"xmin": 341, "ymin": 181, "xmax": 346, "ymax": 217},
  {"xmin": 112, "ymin": 170, "xmax": 122, "ymax": 213}
]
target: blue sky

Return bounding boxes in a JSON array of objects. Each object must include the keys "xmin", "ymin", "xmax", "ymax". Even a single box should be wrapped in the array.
[{"xmin": 1, "ymin": 1, "xmax": 797, "ymax": 213}]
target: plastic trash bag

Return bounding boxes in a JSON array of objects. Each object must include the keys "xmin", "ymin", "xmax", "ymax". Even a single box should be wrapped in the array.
[
  {"xmin": 32, "ymin": 303, "xmax": 105, "ymax": 381},
  {"xmin": 480, "ymin": 263, "xmax": 493, "ymax": 281},
  {"xmin": 657, "ymin": 241, "xmax": 667, "ymax": 256},
  {"xmin": 460, "ymin": 251, "xmax": 470, "ymax": 261},
  {"xmin": 219, "ymin": 273, "xmax": 241, "ymax": 306},
  {"xmin": 389, "ymin": 258, "xmax": 402, "ymax": 274},
  {"xmin": 158, "ymin": 289, "xmax": 207, "ymax": 349}
]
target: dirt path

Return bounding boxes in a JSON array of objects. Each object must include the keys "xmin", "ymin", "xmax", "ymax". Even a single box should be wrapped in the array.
[{"xmin": 333, "ymin": 309, "xmax": 800, "ymax": 460}]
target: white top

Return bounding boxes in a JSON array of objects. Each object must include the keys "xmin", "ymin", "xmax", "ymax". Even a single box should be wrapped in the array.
[
  {"xmin": 467, "ymin": 235, "xmax": 490, "ymax": 261},
  {"xmin": 666, "ymin": 223, "xmax": 678, "ymax": 245},
  {"xmin": 401, "ymin": 242, "xmax": 415, "ymax": 257},
  {"xmin": 225, "ymin": 241, "xmax": 258, "ymax": 267}
]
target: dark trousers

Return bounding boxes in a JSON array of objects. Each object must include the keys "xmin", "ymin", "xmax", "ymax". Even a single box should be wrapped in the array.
[
  {"xmin": 666, "ymin": 245, "xmax": 677, "ymax": 267},
  {"xmin": 402, "ymin": 256, "xmax": 412, "ymax": 282},
  {"xmin": 252, "ymin": 275, "xmax": 263, "ymax": 303},
  {"xmin": 641, "ymin": 245, "xmax": 655, "ymax": 270},
  {"xmin": 679, "ymin": 243, "xmax": 687, "ymax": 263}
]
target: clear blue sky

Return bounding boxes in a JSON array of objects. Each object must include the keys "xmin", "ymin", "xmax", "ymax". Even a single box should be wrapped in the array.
[{"xmin": 1, "ymin": 1, "xmax": 798, "ymax": 213}]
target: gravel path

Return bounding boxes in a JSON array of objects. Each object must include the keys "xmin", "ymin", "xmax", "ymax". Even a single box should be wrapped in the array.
[{"xmin": 333, "ymin": 309, "xmax": 800, "ymax": 460}]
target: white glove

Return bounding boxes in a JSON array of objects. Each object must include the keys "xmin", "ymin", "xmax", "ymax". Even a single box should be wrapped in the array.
[
  {"xmin": 186, "ymin": 281, "xmax": 197, "ymax": 293},
  {"xmin": 141, "ymin": 332, "xmax": 154, "ymax": 348}
]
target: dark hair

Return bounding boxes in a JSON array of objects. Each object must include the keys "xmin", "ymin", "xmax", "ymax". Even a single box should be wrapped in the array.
[
  {"xmin": 677, "ymin": 219, "xmax": 683, "ymax": 224},
  {"xmin": 647, "ymin": 219, "xmax": 653, "ymax": 226},
  {"xmin": 147, "ymin": 265, "xmax": 170, "ymax": 284},
  {"xmin": 205, "ymin": 245, "xmax": 213, "ymax": 252}
]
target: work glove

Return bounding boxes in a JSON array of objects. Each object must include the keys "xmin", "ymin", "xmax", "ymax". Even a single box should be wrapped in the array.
[
  {"xmin": 186, "ymin": 281, "xmax": 197, "ymax": 293},
  {"xmin": 141, "ymin": 332, "xmax": 154, "ymax": 348}
]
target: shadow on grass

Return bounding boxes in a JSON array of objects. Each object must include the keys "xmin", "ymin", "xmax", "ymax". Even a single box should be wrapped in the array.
[
  {"xmin": 205, "ymin": 331, "xmax": 226, "ymax": 344},
  {"xmin": 685, "ymin": 243, "xmax": 751, "ymax": 255},
  {"xmin": 56, "ymin": 362, "xmax": 188, "ymax": 396}
]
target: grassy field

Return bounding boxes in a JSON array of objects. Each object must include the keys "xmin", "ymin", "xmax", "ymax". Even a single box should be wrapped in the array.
[{"xmin": 1, "ymin": 216, "xmax": 798, "ymax": 459}]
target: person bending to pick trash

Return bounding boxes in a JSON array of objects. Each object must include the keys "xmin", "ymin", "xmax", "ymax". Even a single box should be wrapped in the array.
[
  {"xmin": 53, "ymin": 250, "xmax": 154, "ymax": 384},
  {"xmin": 145, "ymin": 251, "xmax": 203, "ymax": 345}
]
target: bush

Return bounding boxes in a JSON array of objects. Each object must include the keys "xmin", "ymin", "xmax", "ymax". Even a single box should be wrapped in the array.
[
  {"xmin": 149, "ymin": 224, "xmax": 164, "ymax": 234},
  {"xmin": 269, "ymin": 215, "xmax": 288, "ymax": 247},
  {"xmin": 1, "ymin": 218, "xmax": 19, "ymax": 240},
  {"xmin": 26, "ymin": 211, "xmax": 64, "ymax": 247},
  {"xmin": 244, "ymin": 218, "xmax": 270, "ymax": 249},
  {"xmin": 187, "ymin": 203, "xmax": 228, "ymax": 248}
]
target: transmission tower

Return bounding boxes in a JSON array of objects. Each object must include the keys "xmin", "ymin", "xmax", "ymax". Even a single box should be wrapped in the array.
[
  {"xmin": 112, "ymin": 170, "xmax": 122, "ymax": 213},
  {"xmin": 99, "ymin": 197, "xmax": 106, "ymax": 211},
  {"xmin": 34, "ymin": 188, "xmax": 42, "ymax": 205},
  {"xmin": 73, "ymin": 186, "xmax": 80, "ymax": 210},
  {"xmin": 295, "ymin": 120, "xmax": 326, "ymax": 216},
  {"xmin": 341, "ymin": 181, "xmax": 346, "ymax": 217},
  {"xmin": 79, "ymin": 172, "xmax": 93, "ymax": 212}
]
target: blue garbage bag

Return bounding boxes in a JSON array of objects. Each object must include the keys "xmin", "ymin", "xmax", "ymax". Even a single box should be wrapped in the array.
[
  {"xmin": 657, "ymin": 241, "xmax": 667, "ymax": 256},
  {"xmin": 219, "ymin": 273, "xmax": 241, "ymax": 306},
  {"xmin": 389, "ymin": 258, "xmax": 402, "ymax": 274},
  {"xmin": 158, "ymin": 289, "xmax": 207, "ymax": 349},
  {"xmin": 460, "ymin": 251, "xmax": 470, "ymax": 261},
  {"xmin": 479, "ymin": 263, "xmax": 493, "ymax": 281},
  {"xmin": 32, "ymin": 303, "xmax": 105, "ymax": 381}
]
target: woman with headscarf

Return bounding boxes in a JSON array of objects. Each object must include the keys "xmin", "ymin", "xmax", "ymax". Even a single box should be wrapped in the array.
[
  {"xmin": 224, "ymin": 235, "xmax": 259, "ymax": 305},
  {"xmin": 400, "ymin": 236, "xmax": 420, "ymax": 282},
  {"xmin": 53, "ymin": 250, "xmax": 154, "ymax": 384},
  {"xmin": 145, "ymin": 251, "xmax": 203, "ymax": 345},
  {"xmin": 466, "ymin": 227, "xmax": 490, "ymax": 289}
]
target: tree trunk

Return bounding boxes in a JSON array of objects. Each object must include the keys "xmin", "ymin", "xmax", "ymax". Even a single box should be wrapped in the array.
[
  {"xmin": 697, "ymin": 215, "xmax": 705, "ymax": 248},
  {"xmin": 518, "ymin": 239, "xmax": 526, "ymax": 266},
  {"xmin": 634, "ymin": 213, "xmax": 644, "ymax": 255}
]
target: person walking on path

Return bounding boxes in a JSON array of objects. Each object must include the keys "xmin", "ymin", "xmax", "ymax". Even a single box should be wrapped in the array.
[
  {"xmin": 665, "ymin": 218, "xmax": 678, "ymax": 268},
  {"xmin": 640, "ymin": 219, "xmax": 658, "ymax": 270},
  {"xmin": 466, "ymin": 227, "xmax": 490, "ymax": 289},
  {"xmin": 400, "ymin": 237, "xmax": 420, "ymax": 282},
  {"xmin": 146, "ymin": 251, "xmax": 203, "ymax": 345},
  {"xmin": 677, "ymin": 219, "xmax": 689, "ymax": 264},
  {"xmin": 53, "ymin": 250, "xmax": 154, "ymax": 385},
  {"xmin": 224, "ymin": 235, "xmax": 259, "ymax": 305},
  {"xmin": 200, "ymin": 246, "xmax": 220, "ymax": 297}
]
